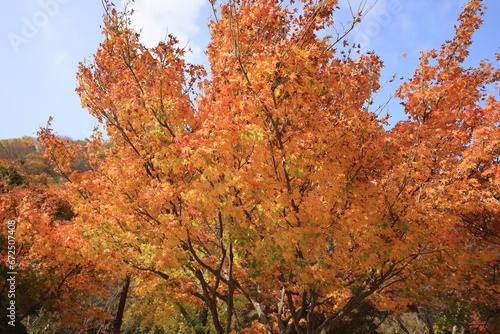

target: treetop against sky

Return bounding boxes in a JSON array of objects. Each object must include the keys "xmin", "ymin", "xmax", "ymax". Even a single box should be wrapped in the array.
[{"xmin": 0, "ymin": 0, "xmax": 499, "ymax": 140}]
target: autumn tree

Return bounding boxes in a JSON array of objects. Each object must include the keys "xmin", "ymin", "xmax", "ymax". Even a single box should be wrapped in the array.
[
  {"xmin": 0, "ymin": 161, "xmax": 117, "ymax": 332},
  {"xmin": 39, "ymin": 0, "xmax": 499, "ymax": 333},
  {"xmin": 0, "ymin": 136, "xmax": 56, "ymax": 179},
  {"xmin": 0, "ymin": 137, "xmax": 39, "ymax": 162}
]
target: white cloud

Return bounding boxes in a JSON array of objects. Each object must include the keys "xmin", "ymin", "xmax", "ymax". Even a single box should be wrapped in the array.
[{"xmin": 122, "ymin": 0, "xmax": 208, "ymax": 63}]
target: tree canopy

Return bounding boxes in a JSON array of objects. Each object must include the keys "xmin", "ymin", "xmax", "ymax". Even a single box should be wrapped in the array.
[{"xmin": 3, "ymin": 0, "xmax": 499, "ymax": 333}]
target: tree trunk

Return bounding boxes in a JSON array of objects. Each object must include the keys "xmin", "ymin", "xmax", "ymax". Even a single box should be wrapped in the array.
[
  {"xmin": 423, "ymin": 313, "xmax": 434, "ymax": 334},
  {"xmin": 195, "ymin": 306, "xmax": 208, "ymax": 334},
  {"xmin": 113, "ymin": 275, "xmax": 131, "ymax": 334}
]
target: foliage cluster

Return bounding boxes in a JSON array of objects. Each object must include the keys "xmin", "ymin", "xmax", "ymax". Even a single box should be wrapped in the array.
[{"xmin": 2, "ymin": 0, "xmax": 500, "ymax": 333}]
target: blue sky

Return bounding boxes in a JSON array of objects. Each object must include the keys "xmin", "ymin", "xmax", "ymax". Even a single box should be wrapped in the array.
[{"xmin": 1, "ymin": 0, "xmax": 498, "ymax": 140}]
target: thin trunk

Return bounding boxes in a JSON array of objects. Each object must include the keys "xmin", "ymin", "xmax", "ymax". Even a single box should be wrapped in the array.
[
  {"xmin": 423, "ymin": 313, "xmax": 434, "ymax": 334},
  {"xmin": 113, "ymin": 275, "xmax": 131, "ymax": 334},
  {"xmin": 396, "ymin": 315, "xmax": 411, "ymax": 334},
  {"xmin": 225, "ymin": 244, "xmax": 235, "ymax": 334},
  {"xmin": 286, "ymin": 290, "xmax": 304, "ymax": 334},
  {"xmin": 196, "ymin": 306, "xmax": 208, "ymax": 334},
  {"xmin": 195, "ymin": 269, "xmax": 225, "ymax": 334}
]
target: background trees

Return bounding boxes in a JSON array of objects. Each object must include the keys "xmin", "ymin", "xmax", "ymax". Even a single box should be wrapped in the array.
[
  {"xmin": 0, "ymin": 139, "xmax": 126, "ymax": 333},
  {"xmin": 0, "ymin": 159, "xmax": 119, "ymax": 333}
]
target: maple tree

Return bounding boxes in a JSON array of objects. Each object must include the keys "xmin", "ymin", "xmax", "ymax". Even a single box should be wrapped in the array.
[
  {"xmin": 0, "ymin": 160, "xmax": 118, "ymax": 333},
  {"xmin": 38, "ymin": 0, "xmax": 499, "ymax": 332}
]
